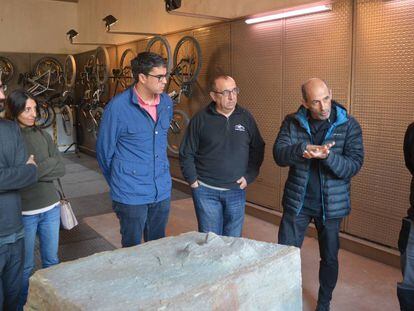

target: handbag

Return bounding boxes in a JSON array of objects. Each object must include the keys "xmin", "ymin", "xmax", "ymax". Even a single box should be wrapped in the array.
[{"xmin": 57, "ymin": 178, "xmax": 78, "ymax": 230}]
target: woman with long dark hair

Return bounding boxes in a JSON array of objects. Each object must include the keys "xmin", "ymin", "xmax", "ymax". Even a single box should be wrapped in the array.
[{"xmin": 6, "ymin": 89, "xmax": 65, "ymax": 309}]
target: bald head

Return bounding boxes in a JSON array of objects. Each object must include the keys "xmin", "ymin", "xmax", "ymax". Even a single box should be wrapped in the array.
[
  {"xmin": 301, "ymin": 78, "xmax": 332, "ymax": 120},
  {"xmin": 301, "ymin": 78, "xmax": 329, "ymax": 102},
  {"xmin": 210, "ymin": 75, "xmax": 235, "ymax": 92}
]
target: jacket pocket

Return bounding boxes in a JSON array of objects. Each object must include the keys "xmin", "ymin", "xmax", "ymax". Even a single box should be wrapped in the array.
[
  {"xmin": 122, "ymin": 162, "xmax": 150, "ymax": 177},
  {"xmin": 127, "ymin": 125, "xmax": 151, "ymax": 140},
  {"xmin": 159, "ymin": 115, "xmax": 171, "ymax": 130}
]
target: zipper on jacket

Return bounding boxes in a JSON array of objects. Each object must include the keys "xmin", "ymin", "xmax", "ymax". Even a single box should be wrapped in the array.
[
  {"xmin": 297, "ymin": 134, "xmax": 313, "ymax": 216},
  {"xmin": 152, "ymin": 127, "xmax": 158, "ymax": 202},
  {"xmin": 297, "ymin": 172, "xmax": 311, "ymax": 216},
  {"xmin": 318, "ymin": 163, "xmax": 326, "ymax": 223},
  {"xmin": 135, "ymin": 99, "xmax": 162, "ymax": 203},
  {"xmin": 152, "ymin": 108, "xmax": 166, "ymax": 203},
  {"xmin": 320, "ymin": 122, "xmax": 338, "ymax": 222}
]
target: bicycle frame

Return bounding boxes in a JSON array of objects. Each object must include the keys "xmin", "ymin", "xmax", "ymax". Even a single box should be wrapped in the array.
[{"xmin": 25, "ymin": 70, "xmax": 55, "ymax": 97}]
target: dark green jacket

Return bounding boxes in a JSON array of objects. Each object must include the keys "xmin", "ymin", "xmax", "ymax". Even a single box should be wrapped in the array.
[
  {"xmin": 0, "ymin": 120, "xmax": 37, "ymax": 236},
  {"xmin": 20, "ymin": 127, "xmax": 65, "ymax": 212}
]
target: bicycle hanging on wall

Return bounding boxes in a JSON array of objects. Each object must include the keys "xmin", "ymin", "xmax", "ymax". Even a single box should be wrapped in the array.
[
  {"xmin": 0, "ymin": 56, "xmax": 15, "ymax": 84},
  {"xmin": 111, "ymin": 48, "xmax": 136, "ymax": 96},
  {"xmin": 146, "ymin": 35, "xmax": 202, "ymax": 155},
  {"xmin": 17, "ymin": 57, "xmax": 63, "ymax": 129},
  {"xmin": 77, "ymin": 46, "xmax": 110, "ymax": 141},
  {"xmin": 0, "ymin": 56, "xmax": 15, "ymax": 114}
]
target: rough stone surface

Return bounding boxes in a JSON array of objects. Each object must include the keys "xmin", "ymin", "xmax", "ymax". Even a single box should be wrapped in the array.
[{"xmin": 26, "ymin": 232, "xmax": 302, "ymax": 311}]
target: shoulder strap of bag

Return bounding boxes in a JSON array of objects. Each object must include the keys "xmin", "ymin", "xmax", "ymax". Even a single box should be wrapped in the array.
[{"xmin": 57, "ymin": 178, "xmax": 66, "ymax": 200}]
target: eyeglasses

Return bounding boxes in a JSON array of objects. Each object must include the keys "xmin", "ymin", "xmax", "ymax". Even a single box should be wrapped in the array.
[
  {"xmin": 212, "ymin": 87, "xmax": 240, "ymax": 97},
  {"xmin": 146, "ymin": 73, "xmax": 170, "ymax": 82}
]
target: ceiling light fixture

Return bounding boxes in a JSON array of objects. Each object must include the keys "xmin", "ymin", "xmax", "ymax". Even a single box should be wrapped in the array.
[
  {"xmin": 103, "ymin": 15, "xmax": 160, "ymax": 36},
  {"xmin": 165, "ymin": 0, "xmax": 231, "ymax": 21},
  {"xmin": 66, "ymin": 29, "xmax": 116, "ymax": 46},
  {"xmin": 245, "ymin": 4, "xmax": 332, "ymax": 24}
]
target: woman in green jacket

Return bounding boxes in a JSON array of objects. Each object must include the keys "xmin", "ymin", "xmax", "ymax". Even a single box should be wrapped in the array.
[{"xmin": 6, "ymin": 89, "xmax": 65, "ymax": 309}]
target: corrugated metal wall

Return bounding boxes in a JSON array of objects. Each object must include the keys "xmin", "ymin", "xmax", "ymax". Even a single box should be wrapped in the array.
[
  {"xmin": 348, "ymin": 0, "xmax": 414, "ymax": 247},
  {"xmin": 75, "ymin": 0, "xmax": 414, "ymax": 248}
]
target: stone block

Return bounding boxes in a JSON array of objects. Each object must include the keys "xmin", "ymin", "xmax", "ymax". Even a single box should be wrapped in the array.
[{"xmin": 26, "ymin": 232, "xmax": 302, "ymax": 310}]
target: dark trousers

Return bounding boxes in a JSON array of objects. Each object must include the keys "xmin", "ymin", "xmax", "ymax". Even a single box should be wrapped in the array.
[
  {"xmin": 397, "ymin": 217, "xmax": 414, "ymax": 311},
  {"xmin": 112, "ymin": 198, "xmax": 170, "ymax": 248},
  {"xmin": 278, "ymin": 212, "xmax": 342, "ymax": 306},
  {"xmin": 0, "ymin": 238, "xmax": 24, "ymax": 311}
]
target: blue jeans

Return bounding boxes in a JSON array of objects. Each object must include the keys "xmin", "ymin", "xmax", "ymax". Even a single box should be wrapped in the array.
[
  {"xmin": 112, "ymin": 198, "xmax": 170, "ymax": 248},
  {"xmin": 18, "ymin": 205, "xmax": 61, "ymax": 309},
  {"xmin": 191, "ymin": 185, "xmax": 246, "ymax": 237},
  {"xmin": 0, "ymin": 238, "xmax": 24, "ymax": 311},
  {"xmin": 278, "ymin": 211, "xmax": 342, "ymax": 306}
]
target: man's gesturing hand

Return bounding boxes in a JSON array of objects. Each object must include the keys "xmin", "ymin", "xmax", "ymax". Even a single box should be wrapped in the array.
[{"xmin": 303, "ymin": 142, "xmax": 335, "ymax": 159}]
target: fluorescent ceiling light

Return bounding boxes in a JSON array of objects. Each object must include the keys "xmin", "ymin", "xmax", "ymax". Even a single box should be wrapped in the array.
[{"xmin": 245, "ymin": 4, "xmax": 332, "ymax": 24}]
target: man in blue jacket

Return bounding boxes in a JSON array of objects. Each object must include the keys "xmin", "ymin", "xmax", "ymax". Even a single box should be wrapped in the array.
[
  {"xmin": 96, "ymin": 52, "xmax": 173, "ymax": 247},
  {"xmin": 0, "ymin": 78, "xmax": 38, "ymax": 310},
  {"xmin": 273, "ymin": 78, "xmax": 364, "ymax": 311}
]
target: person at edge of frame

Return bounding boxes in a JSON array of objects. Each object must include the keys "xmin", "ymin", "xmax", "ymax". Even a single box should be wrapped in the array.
[
  {"xmin": 0, "ymin": 79, "xmax": 38, "ymax": 311},
  {"xmin": 397, "ymin": 121, "xmax": 414, "ymax": 311}
]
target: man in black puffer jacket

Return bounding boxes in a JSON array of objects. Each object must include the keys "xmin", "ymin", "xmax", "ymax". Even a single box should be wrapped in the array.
[
  {"xmin": 397, "ymin": 122, "xmax": 414, "ymax": 311},
  {"xmin": 273, "ymin": 78, "xmax": 364, "ymax": 311}
]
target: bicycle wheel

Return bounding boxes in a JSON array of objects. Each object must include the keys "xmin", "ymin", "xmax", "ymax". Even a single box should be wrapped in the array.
[
  {"xmin": 33, "ymin": 57, "xmax": 63, "ymax": 86},
  {"xmin": 92, "ymin": 107, "xmax": 104, "ymax": 139},
  {"xmin": 64, "ymin": 55, "xmax": 77, "ymax": 88},
  {"xmin": 84, "ymin": 54, "xmax": 95, "ymax": 75},
  {"xmin": 146, "ymin": 36, "xmax": 172, "ymax": 72},
  {"xmin": 119, "ymin": 48, "xmax": 136, "ymax": 87},
  {"xmin": 36, "ymin": 103, "xmax": 56, "ymax": 129},
  {"xmin": 167, "ymin": 109, "xmax": 189, "ymax": 155},
  {"xmin": 172, "ymin": 36, "xmax": 202, "ymax": 84},
  {"xmin": 95, "ymin": 46, "xmax": 110, "ymax": 86},
  {"xmin": 0, "ymin": 56, "xmax": 15, "ymax": 83},
  {"xmin": 35, "ymin": 103, "xmax": 49, "ymax": 128},
  {"xmin": 61, "ymin": 105, "xmax": 73, "ymax": 136}
]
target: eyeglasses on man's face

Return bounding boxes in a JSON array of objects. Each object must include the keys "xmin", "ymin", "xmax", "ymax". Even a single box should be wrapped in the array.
[
  {"xmin": 146, "ymin": 73, "xmax": 170, "ymax": 82},
  {"xmin": 212, "ymin": 87, "xmax": 240, "ymax": 97}
]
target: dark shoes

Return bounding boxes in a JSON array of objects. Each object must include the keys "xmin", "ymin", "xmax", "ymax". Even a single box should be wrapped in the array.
[{"xmin": 397, "ymin": 285, "xmax": 414, "ymax": 311}]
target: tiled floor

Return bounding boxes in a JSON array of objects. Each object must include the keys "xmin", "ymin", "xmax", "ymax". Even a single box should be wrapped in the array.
[{"xmin": 54, "ymin": 153, "xmax": 402, "ymax": 310}]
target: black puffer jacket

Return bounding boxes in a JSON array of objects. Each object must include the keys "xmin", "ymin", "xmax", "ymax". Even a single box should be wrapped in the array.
[
  {"xmin": 273, "ymin": 102, "xmax": 364, "ymax": 220},
  {"xmin": 403, "ymin": 122, "xmax": 414, "ymax": 219}
]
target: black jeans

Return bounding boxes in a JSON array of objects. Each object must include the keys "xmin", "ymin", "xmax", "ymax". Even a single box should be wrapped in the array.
[
  {"xmin": 278, "ymin": 212, "xmax": 342, "ymax": 305},
  {"xmin": 0, "ymin": 238, "xmax": 24, "ymax": 311}
]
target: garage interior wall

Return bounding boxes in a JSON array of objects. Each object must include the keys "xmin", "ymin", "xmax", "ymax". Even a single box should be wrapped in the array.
[
  {"xmin": 1, "ymin": 0, "xmax": 410, "ymax": 250},
  {"xmin": 0, "ymin": 0, "xmax": 78, "ymax": 54}
]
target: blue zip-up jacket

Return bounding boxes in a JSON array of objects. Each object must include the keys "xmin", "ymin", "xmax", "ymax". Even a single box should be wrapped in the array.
[
  {"xmin": 273, "ymin": 102, "xmax": 364, "ymax": 219},
  {"xmin": 96, "ymin": 87, "xmax": 173, "ymax": 205}
]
